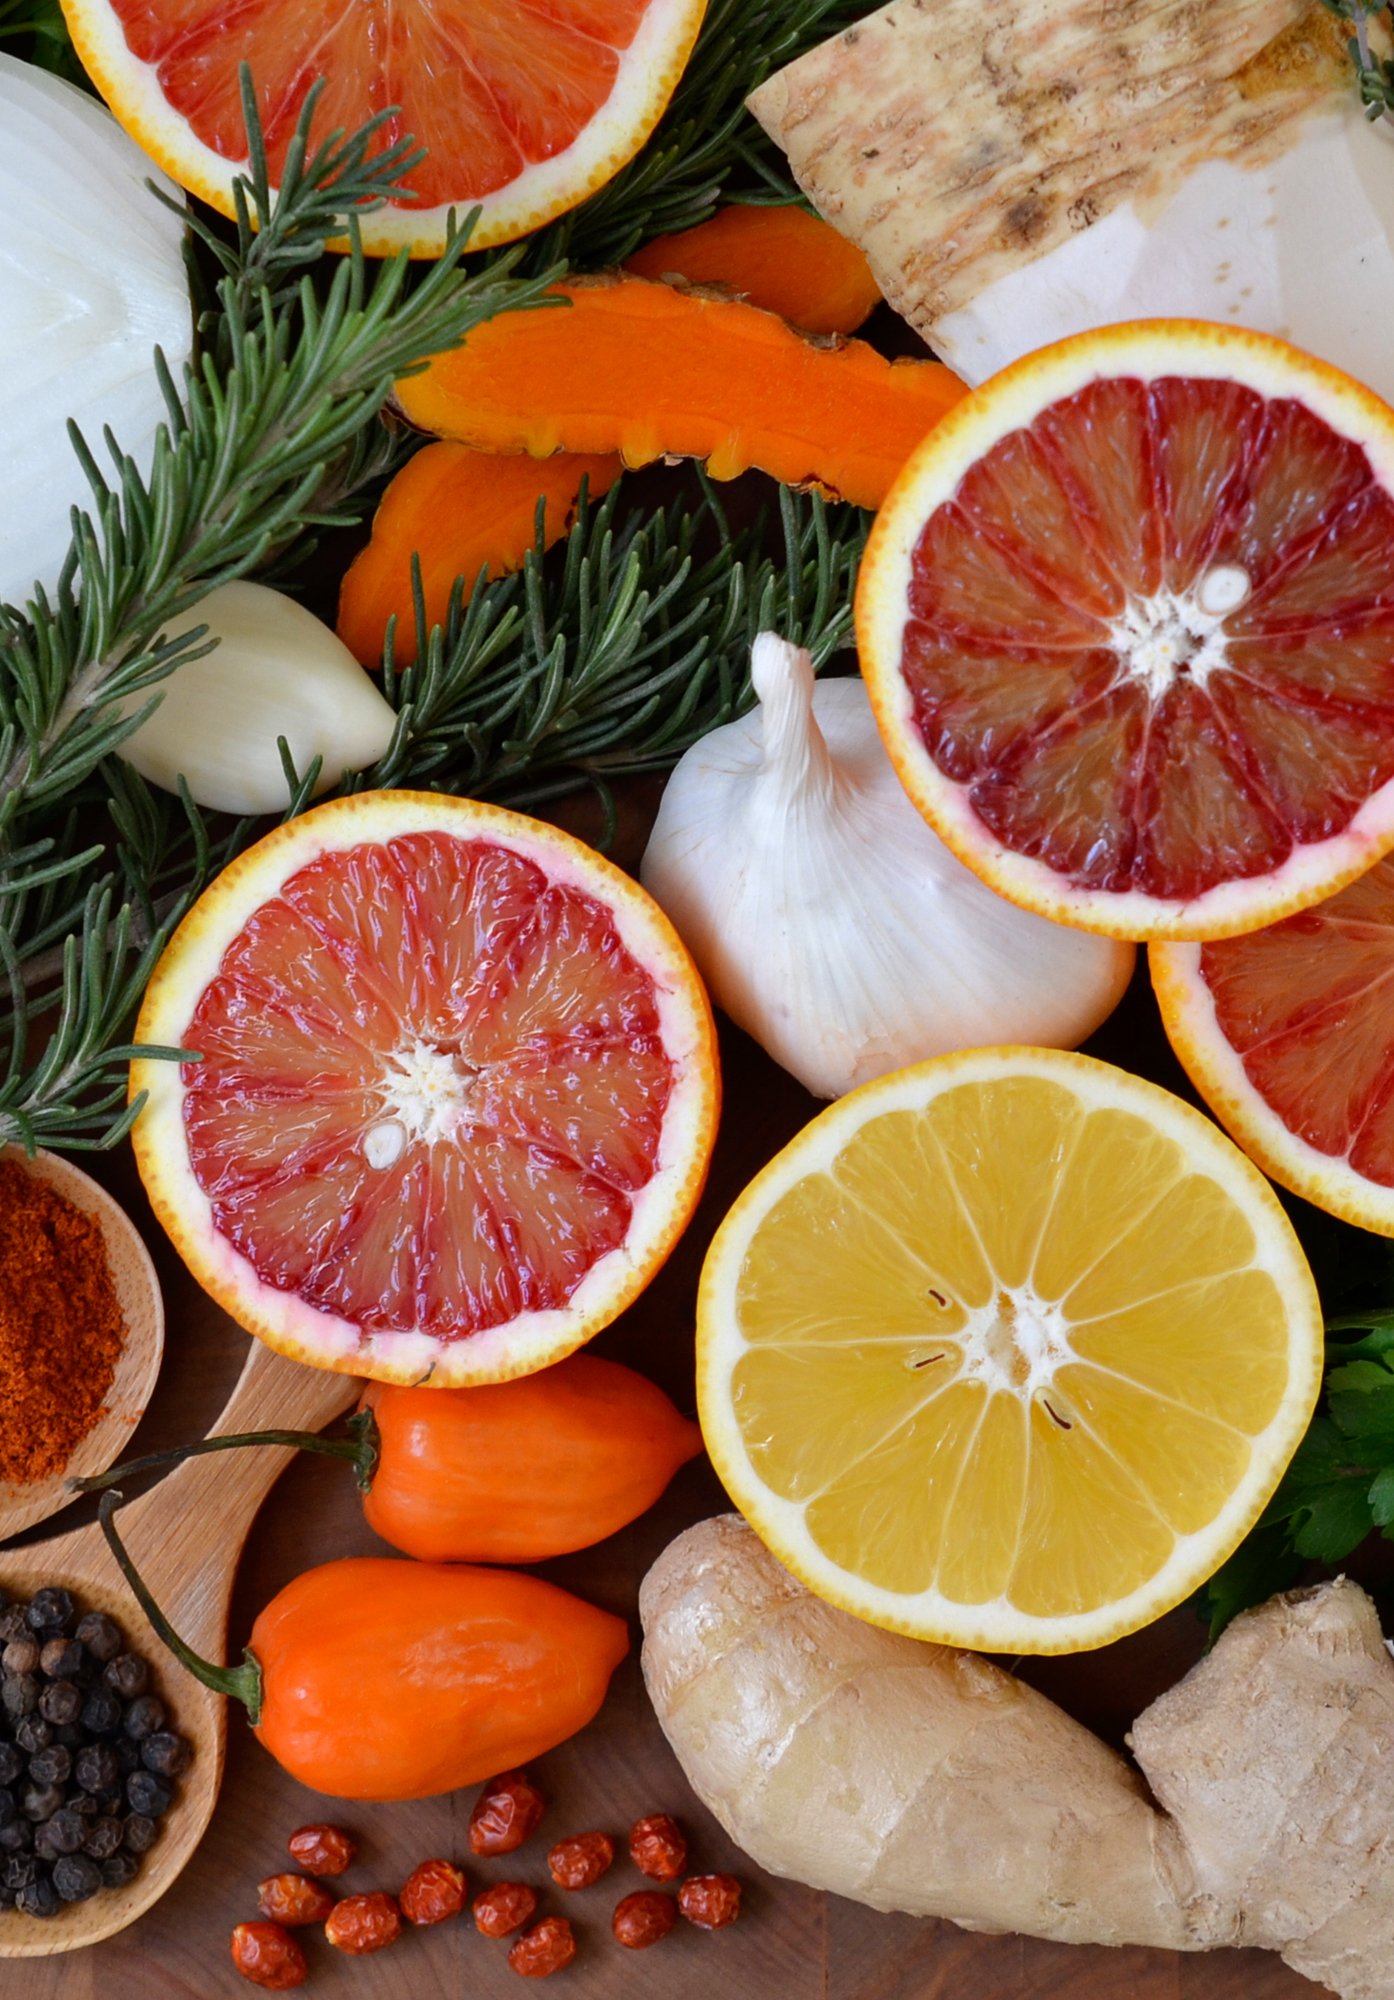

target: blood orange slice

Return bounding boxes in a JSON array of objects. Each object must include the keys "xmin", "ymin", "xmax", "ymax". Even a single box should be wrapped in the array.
[
  {"xmin": 130, "ymin": 792, "xmax": 718, "ymax": 1384},
  {"xmin": 61, "ymin": 0, "xmax": 706, "ymax": 257},
  {"xmin": 1153, "ymin": 859, "xmax": 1394, "ymax": 1236},
  {"xmin": 858, "ymin": 321, "xmax": 1394, "ymax": 942}
]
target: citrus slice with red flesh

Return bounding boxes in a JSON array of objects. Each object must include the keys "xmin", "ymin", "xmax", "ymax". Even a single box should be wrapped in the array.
[
  {"xmin": 857, "ymin": 321, "xmax": 1394, "ymax": 942},
  {"xmin": 1153, "ymin": 856, "xmax": 1394, "ymax": 1235},
  {"xmin": 130, "ymin": 792, "xmax": 718, "ymax": 1384},
  {"xmin": 61, "ymin": 0, "xmax": 706, "ymax": 257}
]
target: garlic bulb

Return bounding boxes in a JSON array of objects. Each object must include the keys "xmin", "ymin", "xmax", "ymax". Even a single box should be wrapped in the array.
[
  {"xmin": 0, "ymin": 55, "xmax": 192, "ymax": 609},
  {"xmin": 640, "ymin": 635, "xmax": 1135, "ymax": 1098},
  {"xmin": 119, "ymin": 581, "xmax": 397, "ymax": 814}
]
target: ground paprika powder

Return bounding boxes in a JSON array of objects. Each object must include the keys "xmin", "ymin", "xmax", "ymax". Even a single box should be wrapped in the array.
[{"xmin": 0, "ymin": 1156, "xmax": 125, "ymax": 1483}]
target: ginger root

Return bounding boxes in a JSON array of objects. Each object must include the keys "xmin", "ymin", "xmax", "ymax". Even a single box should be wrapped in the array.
[{"xmin": 641, "ymin": 1516, "xmax": 1394, "ymax": 1998}]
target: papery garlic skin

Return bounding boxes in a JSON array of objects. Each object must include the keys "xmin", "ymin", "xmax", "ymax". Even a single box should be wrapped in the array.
[
  {"xmin": 641, "ymin": 635, "xmax": 1135, "ymax": 1098},
  {"xmin": 119, "ymin": 581, "xmax": 398, "ymax": 814},
  {"xmin": 0, "ymin": 55, "xmax": 192, "ymax": 609}
]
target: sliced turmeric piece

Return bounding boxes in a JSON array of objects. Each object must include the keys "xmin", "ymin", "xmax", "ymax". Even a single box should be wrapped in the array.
[
  {"xmin": 393, "ymin": 275, "xmax": 967, "ymax": 511},
  {"xmin": 337, "ymin": 446, "xmax": 622, "ymax": 667},
  {"xmin": 624, "ymin": 204, "xmax": 883, "ymax": 335}
]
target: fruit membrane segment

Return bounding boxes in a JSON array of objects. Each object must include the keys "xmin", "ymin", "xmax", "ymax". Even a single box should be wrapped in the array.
[
  {"xmin": 180, "ymin": 831, "xmax": 674, "ymax": 1338},
  {"xmin": 108, "ymin": 0, "xmax": 648, "ymax": 203},
  {"xmin": 728, "ymin": 1075, "xmax": 1291, "ymax": 1615},
  {"xmin": 1200, "ymin": 854, "xmax": 1394, "ymax": 1183},
  {"xmin": 903, "ymin": 374, "xmax": 1394, "ymax": 902}
]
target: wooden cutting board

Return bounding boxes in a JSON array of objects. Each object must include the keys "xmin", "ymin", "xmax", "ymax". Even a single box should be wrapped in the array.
[{"xmin": 1, "ymin": 784, "xmax": 1317, "ymax": 2000}]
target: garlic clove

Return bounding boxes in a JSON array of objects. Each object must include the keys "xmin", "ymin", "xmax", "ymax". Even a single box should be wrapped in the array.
[
  {"xmin": 118, "ymin": 580, "xmax": 398, "ymax": 814},
  {"xmin": 641, "ymin": 633, "xmax": 1135, "ymax": 1098}
]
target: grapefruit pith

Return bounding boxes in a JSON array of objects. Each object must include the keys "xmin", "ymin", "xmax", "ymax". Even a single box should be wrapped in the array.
[
  {"xmin": 857, "ymin": 320, "xmax": 1394, "ymax": 942},
  {"xmin": 61, "ymin": 0, "xmax": 707, "ymax": 257},
  {"xmin": 1153, "ymin": 855, "xmax": 1394, "ymax": 1236},
  {"xmin": 131, "ymin": 791, "xmax": 718, "ymax": 1385}
]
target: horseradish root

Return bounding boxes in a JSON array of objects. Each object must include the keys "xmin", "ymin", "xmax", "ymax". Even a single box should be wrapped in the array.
[{"xmin": 641, "ymin": 1517, "xmax": 1394, "ymax": 1996}]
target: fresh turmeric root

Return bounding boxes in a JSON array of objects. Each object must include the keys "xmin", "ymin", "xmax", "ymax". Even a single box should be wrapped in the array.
[
  {"xmin": 337, "ymin": 445, "xmax": 622, "ymax": 667},
  {"xmin": 643, "ymin": 1516, "xmax": 1394, "ymax": 1999},
  {"xmin": 624, "ymin": 203, "xmax": 883, "ymax": 334},
  {"xmin": 393, "ymin": 274, "xmax": 966, "ymax": 510}
]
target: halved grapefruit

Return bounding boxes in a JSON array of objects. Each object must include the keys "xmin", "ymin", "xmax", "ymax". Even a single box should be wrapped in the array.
[
  {"xmin": 61, "ymin": 0, "xmax": 706, "ymax": 257},
  {"xmin": 130, "ymin": 792, "xmax": 718, "ymax": 1384},
  {"xmin": 1153, "ymin": 858, "xmax": 1394, "ymax": 1236},
  {"xmin": 857, "ymin": 321, "xmax": 1394, "ymax": 942}
]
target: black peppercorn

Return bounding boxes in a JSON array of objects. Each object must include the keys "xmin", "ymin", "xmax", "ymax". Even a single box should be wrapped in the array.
[
  {"xmin": 38, "ymin": 1681, "xmax": 81, "ymax": 1727},
  {"xmin": 15, "ymin": 1714, "xmax": 51, "ymax": 1755},
  {"xmin": 82, "ymin": 1817, "xmax": 123, "ymax": 1861},
  {"xmin": 79, "ymin": 1688, "xmax": 122, "ymax": 1736},
  {"xmin": 0, "ymin": 1788, "xmax": 14, "ymax": 1828},
  {"xmin": 73, "ymin": 1613, "xmax": 122, "ymax": 1663},
  {"xmin": 124, "ymin": 1771, "xmax": 172, "ymax": 1819},
  {"xmin": 3, "ymin": 1853, "xmax": 36, "ymax": 1890},
  {"xmin": 2, "ymin": 1674, "xmax": 37, "ymax": 1720},
  {"xmin": 1, "ymin": 1640, "xmax": 39, "ymax": 1677},
  {"xmin": 52, "ymin": 1853, "xmax": 102, "ymax": 1903},
  {"xmin": 70, "ymin": 1793, "xmax": 98, "ymax": 1818},
  {"xmin": 16, "ymin": 1873, "xmax": 61, "ymax": 1918},
  {"xmin": 121, "ymin": 1813, "xmax": 157, "ymax": 1855},
  {"xmin": 0, "ymin": 1820, "xmax": 31, "ymax": 1854},
  {"xmin": 139, "ymin": 1732, "xmax": 190, "ymax": 1779},
  {"xmin": 121, "ymin": 1695, "xmax": 165, "ymax": 1742},
  {"xmin": 0, "ymin": 1743, "xmax": 19, "ymax": 1786},
  {"xmin": 103, "ymin": 1654, "xmax": 149, "ymax": 1701},
  {"xmin": 32, "ymin": 1823, "xmax": 59, "ymax": 1863},
  {"xmin": 21, "ymin": 1783, "xmax": 64, "ymax": 1824},
  {"xmin": 75, "ymin": 1744, "xmax": 119, "ymax": 1795},
  {"xmin": 41, "ymin": 1808, "xmax": 85, "ymax": 1856},
  {"xmin": 26, "ymin": 1746, "xmax": 70, "ymax": 1789},
  {"xmin": 113, "ymin": 1737, "xmax": 141, "ymax": 1775},
  {"xmin": 38, "ymin": 1638, "xmax": 82, "ymax": 1681},
  {"xmin": 100, "ymin": 1851, "xmax": 140, "ymax": 1888},
  {"xmin": 26, "ymin": 1590, "xmax": 74, "ymax": 1634}
]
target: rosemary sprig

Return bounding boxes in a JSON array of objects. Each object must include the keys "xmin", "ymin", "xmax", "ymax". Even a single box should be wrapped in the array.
[{"xmin": 1322, "ymin": 0, "xmax": 1394, "ymax": 124}]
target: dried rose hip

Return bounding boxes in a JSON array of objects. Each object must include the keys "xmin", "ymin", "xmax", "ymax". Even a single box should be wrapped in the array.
[
  {"xmin": 474, "ymin": 1880, "xmax": 537, "ymax": 1937},
  {"xmin": 230, "ymin": 1920, "xmax": 308, "ymax": 1990},
  {"xmin": 508, "ymin": 1914, "xmax": 576, "ymax": 1977},
  {"xmin": 324, "ymin": 1890, "xmax": 402, "ymax": 1954},
  {"xmin": 612, "ymin": 1890, "xmax": 677, "ymax": 1948},
  {"xmin": 469, "ymin": 1770, "xmax": 545, "ymax": 1856},
  {"xmin": 286, "ymin": 1823, "xmax": 356, "ymax": 1876},
  {"xmin": 400, "ymin": 1857, "xmax": 468, "ymax": 1925},
  {"xmin": 256, "ymin": 1873, "xmax": 335, "ymax": 1927},
  {"xmin": 547, "ymin": 1830, "xmax": 614, "ymax": 1890},
  {"xmin": 629, "ymin": 1813, "xmax": 687, "ymax": 1882},
  {"xmin": 678, "ymin": 1873, "xmax": 742, "ymax": 1930}
]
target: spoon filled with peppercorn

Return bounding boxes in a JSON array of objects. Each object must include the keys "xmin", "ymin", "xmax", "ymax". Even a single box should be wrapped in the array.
[
  {"xmin": 0, "ymin": 1336, "xmax": 356, "ymax": 1956},
  {"xmin": 0, "ymin": 1148, "xmax": 164, "ymax": 1542}
]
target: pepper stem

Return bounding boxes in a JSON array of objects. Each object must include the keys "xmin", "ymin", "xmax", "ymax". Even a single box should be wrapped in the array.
[
  {"xmin": 72, "ymin": 1408, "xmax": 380, "ymax": 1496},
  {"xmin": 96, "ymin": 1491, "xmax": 264, "ymax": 1723}
]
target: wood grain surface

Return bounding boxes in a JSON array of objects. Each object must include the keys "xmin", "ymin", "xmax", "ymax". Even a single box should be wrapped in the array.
[{"xmin": 0, "ymin": 783, "xmax": 1317, "ymax": 2000}]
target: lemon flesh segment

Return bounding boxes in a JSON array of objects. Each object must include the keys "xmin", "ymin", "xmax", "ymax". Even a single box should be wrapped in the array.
[{"xmin": 699, "ymin": 1049, "xmax": 1322, "ymax": 1653}]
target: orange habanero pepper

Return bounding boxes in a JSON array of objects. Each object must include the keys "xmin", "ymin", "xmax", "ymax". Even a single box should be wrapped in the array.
[{"xmin": 97, "ymin": 1500, "xmax": 628, "ymax": 1802}]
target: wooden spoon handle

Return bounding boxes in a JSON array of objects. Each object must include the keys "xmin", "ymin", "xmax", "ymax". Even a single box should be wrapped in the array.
[{"xmin": 116, "ymin": 1340, "xmax": 359, "ymax": 1648}]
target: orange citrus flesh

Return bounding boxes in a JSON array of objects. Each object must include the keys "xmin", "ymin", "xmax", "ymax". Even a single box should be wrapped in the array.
[
  {"xmin": 107, "ymin": 0, "xmax": 650, "ymax": 209},
  {"xmin": 1153, "ymin": 855, "xmax": 1394, "ymax": 1231},
  {"xmin": 64, "ymin": 0, "xmax": 707, "ymax": 254},
  {"xmin": 858, "ymin": 324, "xmax": 1394, "ymax": 941},
  {"xmin": 131, "ymin": 793, "xmax": 718, "ymax": 1384},
  {"xmin": 904, "ymin": 378, "xmax": 1394, "ymax": 901},
  {"xmin": 183, "ymin": 831, "xmax": 673, "ymax": 1336}
]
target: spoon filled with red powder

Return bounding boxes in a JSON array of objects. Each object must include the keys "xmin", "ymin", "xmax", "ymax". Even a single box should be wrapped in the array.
[{"xmin": 0, "ymin": 1150, "xmax": 163, "ymax": 1539}]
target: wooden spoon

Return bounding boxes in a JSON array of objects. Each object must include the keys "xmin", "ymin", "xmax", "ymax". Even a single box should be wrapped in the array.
[
  {"xmin": 0, "ymin": 1337, "xmax": 357, "ymax": 1957},
  {"xmin": 0, "ymin": 1147, "xmax": 165, "ymax": 1541}
]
